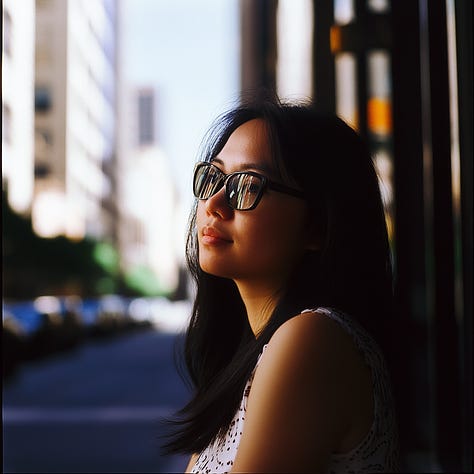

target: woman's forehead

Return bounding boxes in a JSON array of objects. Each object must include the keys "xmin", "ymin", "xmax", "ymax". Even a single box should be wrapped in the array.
[{"xmin": 215, "ymin": 119, "xmax": 274, "ymax": 173}]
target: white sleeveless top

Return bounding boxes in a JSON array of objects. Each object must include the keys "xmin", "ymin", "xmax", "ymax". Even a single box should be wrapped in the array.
[{"xmin": 190, "ymin": 307, "xmax": 399, "ymax": 473}]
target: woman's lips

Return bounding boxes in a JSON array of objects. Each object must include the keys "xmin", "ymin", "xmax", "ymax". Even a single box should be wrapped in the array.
[{"xmin": 201, "ymin": 226, "xmax": 233, "ymax": 246}]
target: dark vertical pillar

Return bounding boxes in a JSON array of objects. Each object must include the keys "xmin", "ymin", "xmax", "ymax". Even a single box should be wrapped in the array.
[
  {"xmin": 390, "ymin": 0, "xmax": 430, "ymax": 462},
  {"xmin": 240, "ymin": 0, "xmax": 278, "ymax": 95},
  {"xmin": 312, "ymin": 0, "xmax": 335, "ymax": 114},
  {"xmin": 454, "ymin": 0, "xmax": 473, "ymax": 469},
  {"xmin": 353, "ymin": 0, "xmax": 368, "ymax": 138},
  {"xmin": 423, "ymin": 0, "xmax": 462, "ymax": 469},
  {"xmin": 392, "ymin": 0, "xmax": 465, "ymax": 469}
]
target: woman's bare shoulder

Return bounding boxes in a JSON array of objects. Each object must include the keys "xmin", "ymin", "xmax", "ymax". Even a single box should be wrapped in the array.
[
  {"xmin": 263, "ymin": 310, "xmax": 372, "ymax": 409},
  {"xmin": 232, "ymin": 311, "xmax": 369, "ymax": 472},
  {"xmin": 266, "ymin": 310, "xmax": 359, "ymax": 367}
]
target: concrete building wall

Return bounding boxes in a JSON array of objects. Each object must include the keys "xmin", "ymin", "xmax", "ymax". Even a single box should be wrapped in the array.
[
  {"xmin": 118, "ymin": 86, "xmax": 180, "ymax": 294},
  {"xmin": 33, "ymin": 0, "xmax": 118, "ymax": 241},
  {"xmin": 2, "ymin": 0, "xmax": 36, "ymax": 214}
]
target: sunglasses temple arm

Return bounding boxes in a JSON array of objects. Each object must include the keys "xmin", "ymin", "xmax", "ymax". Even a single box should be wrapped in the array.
[{"xmin": 268, "ymin": 182, "xmax": 305, "ymax": 199}]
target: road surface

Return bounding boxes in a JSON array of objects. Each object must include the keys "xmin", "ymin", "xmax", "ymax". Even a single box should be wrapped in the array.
[{"xmin": 3, "ymin": 329, "xmax": 191, "ymax": 473}]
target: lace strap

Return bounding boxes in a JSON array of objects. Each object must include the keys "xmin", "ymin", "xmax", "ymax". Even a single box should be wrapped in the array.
[
  {"xmin": 301, "ymin": 307, "xmax": 397, "ymax": 443},
  {"xmin": 302, "ymin": 307, "xmax": 384, "ymax": 371}
]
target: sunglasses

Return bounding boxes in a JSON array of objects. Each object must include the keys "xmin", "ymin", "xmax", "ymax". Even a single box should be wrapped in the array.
[{"xmin": 193, "ymin": 161, "xmax": 305, "ymax": 211}]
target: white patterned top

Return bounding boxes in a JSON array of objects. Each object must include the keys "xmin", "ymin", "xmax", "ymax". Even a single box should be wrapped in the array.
[{"xmin": 191, "ymin": 307, "xmax": 399, "ymax": 473}]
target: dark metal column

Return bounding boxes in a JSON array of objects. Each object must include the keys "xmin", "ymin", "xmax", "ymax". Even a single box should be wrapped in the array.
[
  {"xmin": 312, "ymin": 0, "xmax": 335, "ymax": 114},
  {"xmin": 240, "ymin": 0, "xmax": 278, "ymax": 95},
  {"xmin": 423, "ymin": 0, "xmax": 462, "ymax": 469},
  {"xmin": 390, "ymin": 1, "xmax": 430, "ymax": 464},
  {"xmin": 353, "ymin": 0, "xmax": 368, "ymax": 139},
  {"xmin": 453, "ymin": 0, "xmax": 473, "ymax": 470}
]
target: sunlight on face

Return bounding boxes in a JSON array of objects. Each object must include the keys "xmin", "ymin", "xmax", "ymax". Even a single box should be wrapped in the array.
[{"xmin": 196, "ymin": 119, "xmax": 309, "ymax": 288}]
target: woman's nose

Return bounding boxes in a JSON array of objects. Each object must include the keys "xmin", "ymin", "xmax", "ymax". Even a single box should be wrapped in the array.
[{"xmin": 205, "ymin": 186, "xmax": 233, "ymax": 219}]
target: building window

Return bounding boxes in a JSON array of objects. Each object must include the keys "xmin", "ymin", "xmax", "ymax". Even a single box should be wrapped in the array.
[
  {"xmin": 137, "ymin": 90, "xmax": 155, "ymax": 146},
  {"xmin": 34, "ymin": 163, "xmax": 52, "ymax": 178},
  {"xmin": 35, "ymin": 86, "xmax": 52, "ymax": 112},
  {"xmin": 3, "ymin": 103, "xmax": 12, "ymax": 144},
  {"xmin": 3, "ymin": 9, "xmax": 12, "ymax": 57}
]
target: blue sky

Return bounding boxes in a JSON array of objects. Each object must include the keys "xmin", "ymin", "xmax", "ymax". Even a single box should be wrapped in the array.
[{"xmin": 121, "ymin": 0, "xmax": 240, "ymax": 208}]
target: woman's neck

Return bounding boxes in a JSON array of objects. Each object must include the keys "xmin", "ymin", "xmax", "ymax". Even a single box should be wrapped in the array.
[{"xmin": 234, "ymin": 279, "xmax": 284, "ymax": 335}]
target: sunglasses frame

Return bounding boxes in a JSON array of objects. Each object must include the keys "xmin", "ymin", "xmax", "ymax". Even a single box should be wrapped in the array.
[{"xmin": 193, "ymin": 161, "xmax": 305, "ymax": 211}]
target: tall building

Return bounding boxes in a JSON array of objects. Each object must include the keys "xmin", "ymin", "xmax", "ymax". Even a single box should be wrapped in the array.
[
  {"xmin": 32, "ymin": 0, "xmax": 119, "ymax": 241},
  {"xmin": 2, "ymin": 0, "xmax": 36, "ymax": 214},
  {"xmin": 118, "ymin": 86, "xmax": 180, "ymax": 295}
]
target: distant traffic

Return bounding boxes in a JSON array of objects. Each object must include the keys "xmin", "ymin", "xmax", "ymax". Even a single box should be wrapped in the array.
[{"xmin": 2, "ymin": 295, "xmax": 191, "ymax": 379}]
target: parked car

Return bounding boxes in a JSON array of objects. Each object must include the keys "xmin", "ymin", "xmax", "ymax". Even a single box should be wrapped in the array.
[
  {"xmin": 2, "ymin": 306, "xmax": 27, "ymax": 378},
  {"xmin": 2, "ymin": 294, "xmax": 156, "ymax": 379}
]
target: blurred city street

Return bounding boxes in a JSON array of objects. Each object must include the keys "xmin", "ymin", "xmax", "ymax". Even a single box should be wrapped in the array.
[
  {"xmin": 3, "ymin": 327, "xmax": 190, "ymax": 473},
  {"xmin": 2, "ymin": 0, "xmax": 471, "ymax": 471}
]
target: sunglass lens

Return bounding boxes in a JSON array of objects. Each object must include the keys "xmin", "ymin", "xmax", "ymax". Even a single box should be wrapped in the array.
[
  {"xmin": 194, "ymin": 164, "xmax": 222, "ymax": 199},
  {"xmin": 227, "ymin": 174, "xmax": 263, "ymax": 210}
]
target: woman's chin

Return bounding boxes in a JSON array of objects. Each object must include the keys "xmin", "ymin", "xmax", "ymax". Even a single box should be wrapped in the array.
[{"xmin": 199, "ymin": 260, "xmax": 233, "ymax": 279}]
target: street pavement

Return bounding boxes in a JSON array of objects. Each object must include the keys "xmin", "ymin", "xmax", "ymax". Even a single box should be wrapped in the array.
[{"xmin": 3, "ymin": 328, "xmax": 192, "ymax": 473}]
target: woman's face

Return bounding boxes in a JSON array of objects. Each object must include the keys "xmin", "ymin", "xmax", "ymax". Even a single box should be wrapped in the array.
[{"xmin": 196, "ymin": 119, "xmax": 310, "ymax": 289}]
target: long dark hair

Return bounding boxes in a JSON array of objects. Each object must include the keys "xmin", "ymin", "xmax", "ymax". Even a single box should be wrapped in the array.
[{"xmin": 163, "ymin": 97, "xmax": 394, "ymax": 455}]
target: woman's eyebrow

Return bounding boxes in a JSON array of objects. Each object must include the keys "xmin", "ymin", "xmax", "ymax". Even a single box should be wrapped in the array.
[{"xmin": 212, "ymin": 156, "xmax": 273, "ymax": 175}]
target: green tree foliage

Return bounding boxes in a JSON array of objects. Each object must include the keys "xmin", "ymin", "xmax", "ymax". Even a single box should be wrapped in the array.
[
  {"xmin": 2, "ymin": 191, "xmax": 174, "ymax": 299},
  {"xmin": 2, "ymin": 191, "xmax": 117, "ymax": 298}
]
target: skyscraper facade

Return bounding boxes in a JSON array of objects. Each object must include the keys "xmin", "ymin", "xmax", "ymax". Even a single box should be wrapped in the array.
[{"xmin": 33, "ymin": 0, "xmax": 119, "ymax": 241}]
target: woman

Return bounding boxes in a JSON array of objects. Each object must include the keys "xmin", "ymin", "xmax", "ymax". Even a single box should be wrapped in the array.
[{"xmin": 164, "ymin": 98, "xmax": 399, "ymax": 473}]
